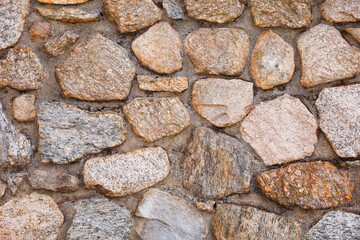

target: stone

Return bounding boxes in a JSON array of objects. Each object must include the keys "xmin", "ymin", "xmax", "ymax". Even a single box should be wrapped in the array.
[
  {"xmin": 185, "ymin": 0, "xmax": 245, "ymax": 24},
  {"xmin": 38, "ymin": 102, "xmax": 127, "ymax": 164},
  {"xmin": 44, "ymin": 31, "xmax": 79, "ymax": 57},
  {"xmin": 138, "ymin": 75, "xmax": 188, "ymax": 92},
  {"xmin": 0, "ymin": 180, "xmax": 6, "ymax": 198},
  {"xmin": 195, "ymin": 200, "xmax": 215, "ymax": 213},
  {"xmin": 297, "ymin": 24, "xmax": 360, "ymax": 87},
  {"xmin": 7, "ymin": 174, "xmax": 23, "ymax": 195},
  {"xmin": 123, "ymin": 97, "xmax": 191, "ymax": 142},
  {"xmin": 103, "ymin": 0, "xmax": 162, "ymax": 33},
  {"xmin": 250, "ymin": 30, "xmax": 295, "ymax": 90},
  {"xmin": 344, "ymin": 28, "xmax": 360, "ymax": 43},
  {"xmin": 315, "ymin": 84, "xmax": 360, "ymax": 158},
  {"xmin": 192, "ymin": 78, "xmax": 253, "ymax": 127},
  {"xmin": 0, "ymin": 47, "xmax": 47, "ymax": 91},
  {"xmin": 257, "ymin": 161, "xmax": 354, "ymax": 209},
  {"xmin": 56, "ymin": 33, "xmax": 136, "ymax": 101},
  {"xmin": 132, "ymin": 22, "xmax": 182, "ymax": 75},
  {"xmin": 28, "ymin": 22, "xmax": 52, "ymax": 39},
  {"xmin": 249, "ymin": 0, "xmax": 311, "ymax": 28},
  {"xmin": 0, "ymin": 227, "xmax": 15, "ymax": 240},
  {"xmin": 163, "ymin": 0, "xmax": 185, "ymax": 20},
  {"xmin": 0, "ymin": 0, "xmax": 30, "ymax": 50},
  {"xmin": 84, "ymin": 147, "xmax": 170, "ymax": 197},
  {"xmin": 36, "ymin": 6, "xmax": 100, "ymax": 23},
  {"xmin": 67, "ymin": 198, "xmax": 132, "ymax": 240},
  {"xmin": 306, "ymin": 211, "xmax": 360, "ymax": 240},
  {"xmin": 214, "ymin": 204, "xmax": 301, "ymax": 240},
  {"xmin": 0, "ymin": 193, "xmax": 64, "ymax": 240},
  {"xmin": 36, "ymin": 0, "xmax": 89, "ymax": 4},
  {"xmin": 28, "ymin": 170, "xmax": 80, "ymax": 192},
  {"xmin": 135, "ymin": 188, "xmax": 208, "ymax": 240},
  {"xmin": 184, "ymin": 28, "xmax": 249, "ymax": 75},
  {"xmin": 321, "ymin": 0, "xmax": 360, "ymax": 23},
  {"xmin": 183, "ymin": 127, "xmax": 254, "ymax": 199},
  {"xmin": 12, "ymin": 94, "xmax": 36, "ymax": 122}
]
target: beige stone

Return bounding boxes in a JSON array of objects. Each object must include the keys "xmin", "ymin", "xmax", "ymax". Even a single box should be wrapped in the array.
[
  {"xmin": 13, "ymin": 94, "xmax": 36, "ymax": 122},
  {"xmin": 28, "ymin": 22, "xmax": 52, "ymax": 39},
  {"xmin": 321, "ymin": 0, "xmax": 360, "ymax": 23},
  {"xmin": 138, "ymin": 75, "xmax": 188, "ymax": 92},
  {"xmin": 195, "ymin": 201, "xmax": 215, "ymax": 213},
  {"xmin": 36, "ymin": 6, "xmax": 100, "ymax": 23},
  {"xmin": 344, "ymin": 28, "xmax": 360, "ymax": 43},
  {"xmin": 28, "ymin": 170, "xmax": 80, "ymax": 192},
  {"xmin": 0, "ymin": 180, "xmax": 6, "ymax": 198},
  {"xmin": 44, "ymin": 31, "xmax": 79, "ymax": 57},
  {"xmin": 36, "ymin": 0, "xmax": 89, "ymax": 4}
]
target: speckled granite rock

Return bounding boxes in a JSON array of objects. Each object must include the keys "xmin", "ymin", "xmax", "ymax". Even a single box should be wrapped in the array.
[
  {"xmin": 28, "ymin": 170, "xmax": 80, "ymax": 192},
  {"xmin": 345, "ymin": 27, "xmax": 360, "ymax": 43},
  {"xmin": 321, "ymin": 0, "xmax": 360, "ymax": 23},
  {"xmin": 36, "ymin": 6, "xmax": 100, "ymax": 23},
  {"xmin": 195, "ymin": 200, "xmax": 215, "ymax": 213},
  {"xmin": 36, "ymin": 0, "xmax": 89, "ymax": 4},
  {"xmin": 138, "ymin": 75, "xmax": 188, "ymax": 92},
  {"xmin": 28, "ymin": 22, "xmax": 52, "ymax": 38},
  {"xmin": 38, "ymin": 102, "xmax": 126, "ymax": 164},
  {"xmin": 163, "ymin": 0, "xmax": 185, "ymax": 20},
  {"xmin": 13, "ymin": 94, "xmax": 36, "ymax": 122},
  {"xmin": 44, "ymin": 31, "xmax": 79, "ymax": 57},
  {"xmin": 0, "ymin": 180, "xmax": 6, "ymax": 198},
  {"xmin": 257, "ymin": 161, "xmax": 354, "ymax": 209},
  {"xmin": 7, "ymin": 174, "xmax": 23, "ymax": 195},
  {"xmin": 136, "ymin": 188, "xmax": 208, "ymax": 240}
]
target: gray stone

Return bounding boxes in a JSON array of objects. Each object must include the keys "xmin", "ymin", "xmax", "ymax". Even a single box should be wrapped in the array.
[
  {"xmin": 163, "ymin": 0, "xmax": 185, "ymax": 19},
  {"xmin": 44, "ymin": 31, "xmax": 79, "ymax": 57},
  {"xmin": 7, "ymin": 174, "xmax": 24, "ymax": 195},
  {"xmin": 28, "ymin": 170, "xmax": 80, "ymax": 192},
  {"xmin": 321, "ymin": 0, "xmax": 360, "ymax": 23},
  {"xmin": 137, "ymin": 75, "xmax": 188, "ymax": 92},
  {"xmin": 36, "ymin": 6, "xmax": 100, "ymax": 23},
  {"xmin": 0, "ymin": 180, "xmax": 6, "ymax": 198}
]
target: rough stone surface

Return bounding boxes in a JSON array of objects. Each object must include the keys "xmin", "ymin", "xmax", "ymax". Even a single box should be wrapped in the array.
[
  {"xmin": 137, "ymin": 75, "xmax": 188, "ymax": 92},
  {"xmin": 36, "ymin": 0, "xmax": 89, "ymax": 4},
  {"xmin": 184, "ymin": 28, "xmax": 250, "ymax": 75},
  {"xmin": 0, "ymin": 193, "xmax": 64, "ymax": 240},
  {"xmin": 136, "ymin": 188, "xmax": 208, "ymax": 240},
  {"xmin": 0, "ymin": 180, "xmax": 6, "ymax": 198},
  {"xmin": 250, "ymin": 30, "xmax": 295, "ymax": 90},
  {"xmin": 67, "ymin": 198, "xmax": 132, "ymax": 240},
  {"xmin": 345, "ymin": 27, "xmax": 360, "ymax": 43},
  {"xmin": 163, "ymin": 0, "xmax": 185, "ymax": 20},
  {"xmin": 36, "ymin": 6, "xmax": 100, "ymax": 23},
  {"xmin": 183, "ymin": 127, "xmax": 254, "ymax": 199},
  {"xmin": 7, "ymin": 174, "xmax": 23, "ymax": 195},
  {"xmin": 28, "ymin": 22, "xmax": 52, "ymax": 39},
  {"xmin": 214, "ymin": 204, "xmax": 301, "ymax": 240},
  {"xmin": 123, "ymin": 97, "xmax": 191, "ymax": 142},
  {"xmin": 315, "ymin": 84, "xmax": 360, "ymax": 158},
  {"xmin": 84, "ymin": 147, "xmax": 170, "ymax": 197},
  {"xmin": 195, "ymin": 200, "xmax": 215, "ymax": 213},
  {"xmin": 12, "ymin": 94, "xmax": 36, "ymax": 122},
  {"xmin": 38, "ymin": 102, "xmax": 127, "ymax": 164},
  {"xmin": 257, "ymin": 161, "xmax": 354, "ymax": 209},
  {"xmin": 132, "ymin": 22, "xmax": 182, "ymax": 74},
  {"xmin": 321, "ymin": 0, "xmax": 360, "ymax": 23},
  {"xmin": 28, "ymin": 170, "xmax": 80, "ymax": 192},
  {"xmin": 297, "ymin": 24, "xmax": 360, "ymax": 87},
  {"xmin": 240, "ymin": 94, "xmax": 318, "ymax": 165},
  {"xmin": 44, "ymin": 31, "xmax": 79, "ymax": 57},
  {"xmin": 192, "ymin": 78, "xmax": 253, "ymax": 127},
  {"xmin": 56, "ymin": 33, "xmax": 136, "ymax": 101}
]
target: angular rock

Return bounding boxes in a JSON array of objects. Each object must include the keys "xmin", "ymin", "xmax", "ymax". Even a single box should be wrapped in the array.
[
  {"xmin": 250, "ymin": 30, "xmax": 295, "ymax": 90},
  {"xmin": 192, "ymin": 78, "xmax": 253, "ymax": 127},
  {"xmin": 214, "ymin": 204, "xmax": 301, "ymax": 240},
  {"xmin": 195, "ymin": 200, "xmax": 215, "ymax": 213},
  {"xmin": 184, "ymin": 28, "xmax": 249, "ymax": 75},
  {"xmin": 38, "ymin": 102, "xmax": 127, "ymax": 164},
  {"xmin": 0, "ymin": 193, "xmax": 64, "ymax": 240},
  {"xmin": 138, "ymin": 75, "xmax": 188, "ymax": 92},
  {"xmin": 28, "ymin": 170, "xmax": 80, "ymax": 192},
  {"xmin": 0, "ymin": 180, "xmax": 6, "ymax": 198},
  {"xmin": 297, "ymin": 24, "xmax": 360, "ymax": 87},
  {"xmin": 7, "ymin": 174, "xmax": 24, "ymax": 195},
  {"xmin": 56, "ymin": 33, "xmax": 136, "ymax": 101},
  {"xmin": 36, "ymin": 0, "xmax": 89, "ymax": 4},
  {"xmin": 28, "ymin": 22, "xmax": 52, "ymax": 39},
  {"xmin": 84, "ymin": 147, "xmax": 170, "ymax": 197},
  {"xmin": 257, "ymin": 161, "xmax": 354, "ymax": 209},
  {"xmin": 136, "ymin": 188, "xmax": 208, "ymax": 240},
  {"xmin": 103, "ymin": 0, "xmax": 162, "ymax": 33},
  {"xmin": 344, "ymin": 28, "xmax": 360, "ymax": 43},
  {"xmin": 36, "ymin": 6, "xmax": 100, "ymax": 23},
  {"xmin": 44, "ymin": 31, "xmax": 79, "ymax": 57},
  {"xmin": 123, "ymin": 97, "xmax": 190, "ymax": 142},
  {"xmin": 163, "ymin": 0, "xmax": 185, "ymax": 20},
  {"xmin": 321, "ymin": 0, "xmax": 360, "ymax": 23},
  {"xmin": 13, "ymin": 94, "xmax": 36, "ymax": 122}
]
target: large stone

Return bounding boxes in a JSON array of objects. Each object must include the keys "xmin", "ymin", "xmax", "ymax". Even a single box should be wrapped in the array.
[
  {"xmin": 36, "ymin": 6, "xmax": 100, "ymax": 23},
  {"xmin": 184, "ymin": 28, "xmax": 249, "ymax": 75},
  {"xmin": 36, "ymin": 0, "xmax": 89, "ymax": 4},
  {"xmin": 12, "ymin": 94, "xmax": 36, "ymax": 122},
  {"xmin": 344, "ymin": 28, "xmax": 360, "ymax": 43},
  {"xmin": 28, "ymin": 22, "xmax": 52, "ymax": 39},
  {"xmin": 44, "ymin": 31, "xmax": 79, "ymax": 57},
  {"xmin": 214, "ymin": 204, "xmax": 301, "ymax": 240},
  {"xmin": 84, "ymin": 147, "xmax": 170, "ymax": 197},
  {"xmin": 38, "ymin": 102, "xmax": 127, "ymax": 164},
  {"xmin": 56, "ymin": 33, "xmax": 136, "ymax": 101},
  {"xmin": 28, "ymin": 170, "xmax": 80, "ymax": 192},
  {"xmin": 192, "ymin": 78, "xmax": 253, "ymax": 127},
  {"xmin": 123, "ymin": 97, "xmax": 190, "ymax": 142},
  {"xmin": 163, "ymin": 0, "xmax": 185, "ymax": 20},
  {"xmin": 135, "ymin": 188, "xmax": 208, "ymax": 240},
  {"xmin": 138, "ymin": 75, "xmax": 188, "ymax": 92},
  {"xmin": 183, "ymin": 127, "xmax": 254, "ymax": 199},
  {"xmin": 240, "ymin": 94, "xmax": 318, "ymax": 166},
  {"xmin": 250, "ymin": 30, "xmax": 295, "ymax": 90},
  {"xmin": 297, "ymin": 24, "xmax": 360, "ymax": 87},
  {"xmin": 257, "ymin": 161, "xmax": 354, "ymax": 209},
  {"xmin": 321, "ymin": 0, "xmax": 360, "ymax": 23}
]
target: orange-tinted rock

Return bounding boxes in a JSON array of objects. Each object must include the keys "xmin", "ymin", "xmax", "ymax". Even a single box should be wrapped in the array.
[
  {"xmin": 137, "ymin": 75, "xmax": 188, "ymax": 92},
  {"xmin": 36, "ymin": 0, "xmax": 89, "ymax": 4},
  {"xmin": 44, "ymin": 31, "xmax": 79, "ymax": 57},
  {"xmin": 321, "ymin": 0, "xmax": 360, "ymax": 23},
  {"xmin": 12, "ymin": 94, "xmax": 36, "ymax": 122},
  {"xmin": 36, "ymin": 6, "xmax": 100, "ymax": 23},
  {"xmin": 195, "ymin": 200, "xmax": 215, "ymax": 213},
  {"xmin": 28, "ymin": 22, "xmax": 52, "ymax": 39}
]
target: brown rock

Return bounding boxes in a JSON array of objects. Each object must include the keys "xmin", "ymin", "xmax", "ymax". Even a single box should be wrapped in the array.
[
  {"xmin": 36, "ymin": 0, "xmax": 89, "ymax": 4},
  {"xmin": 344, "ymin": 28, "xmax": 360, "ymax": 43},
  {"xmin": 28, "ymin": 170, "xmax": 80, "ymax": 192},
  {"xmin": 138, "ymin": 75, "xmax": 188, "ymax": 92},
  {"xmin": 195, "ymin": 200, "xmax": 215, "ymax": 213},
  {"xmin": 321, "ymin": 0, "xmax": 360, "ymax": 23},
  {"xmin": 7, "ymin": 174, "xmax": 24, "ymax": 195},
  {"xmin": 44, "ymin": 31, "xmax": 79, "ymax": 57},
  {"xmin": 28, "ymin": 22, "xmax": 52, "ymax": 39},
  {"xmin": 0, "ymin": 180, "xmax": 6, "ymax": 198},
  {"xmin": 0, "ymin": 227, "xmax": 15, "ymax": 240},
  {"xmin": 12, "ymin": 94, "xmax": 36, "ymax": 122},
  {"xmin": 36, "ymin": 6, "xmax": 100, "ymax": 23}
]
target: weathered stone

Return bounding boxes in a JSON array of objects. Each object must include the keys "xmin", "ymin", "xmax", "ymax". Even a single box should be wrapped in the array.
[
  {"xmin": 36, "ymin": 0, "xmax": 89, "ymax": 4},
  {"xmin": 214, "ymin": 204, "xmax": 301, "ymax": 240},
  {"xmin": 123, "ymin": 97, "xmax": 190, "ymax": 142},
  {"xmin": 7, "ymin": 174, "xmax": 23, "ymax": 195},
  {"xmin": 28, "ymin": 22, "xmax": 52, "ymax": 39},
  {"xmin": 0, "ymin": 193, "xmax": 64, "ymax": 240},
  {"xmin": 0, "ymin": 180, "xmax": 6, "ymax": 198},
  {"xmin": 44, "ymin": 31, "xmax": 79, "ymax": 57},
  {"xmin": 138, "ymin": 75, "xmax": 188, "ymax": 92},
  {"xmin": 13, "ymin": 94, "xmax": 36, "ymax": 122},
  {"xmin": 136, "ymin": 188, "xmax": 208, "ymax": 240},
  {"xmin": 195, "ymin": 200, "xmax": 215, "ymax": 213},
  {"xmin": 297, "ymin": 24, "xmax": 360, "ymax": 87},
  {"xmin": 36, "ymin": 6, "xmax": 100, "ymax": 23},
  {"xmin": 184, "ymin": 127, "xmax": 254, "ymax": 199},
  {"xmin": 257, "ymin": 161, "xmax": 354, "ymax": 209},
  {"xmin": 0, "ymin": 227, "xmax": 15, "ymax": 240},
  {"xmin": 67, "ymin": 198, "xmax": 132, "ymax": 240},
  {"xmin": 163, "ymin": 0, "xmax": 185, "ymax": 20},
  {"xmin": 184, "ymin": 28, "xmax": 249, "ymax": 75},
  {"xmin": 103, "ymin": 0, "xmax": 162, "ymax": 33},
  {"xmin": 38, "ymin": 102, "xmax": 127, "ymax": 164},
  {"xmin": 132, "ymin": 22, "xmax": 182, "ymax": 74},
  {"xmin": 250, "ymin": 30, "xmax": 295, "ymax": 90},
  {"xmin": 192, "ymin": 78, "xmax": 253, "ymax": 127},
  {"xmin": 344, "ymin": 27, "xmax": 360, "ymax": 43},
  {"xmin": 56, "ymin": 33, "xmax": 136, "ymax": 101},
  {"xmin": 28, "ymin": 170, "xmax": 80, "ymax": 192},
  {"xmin": 321, "ymin": 0, "xmax": 360, "ymax": 23},
  {"xmin": 84, "ymin": 147, "xmax": 170, "ymax": 197}
]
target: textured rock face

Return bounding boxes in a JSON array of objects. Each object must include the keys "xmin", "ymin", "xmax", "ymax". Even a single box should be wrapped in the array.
[
  {"xmin": 136, "ymin": 188, "xmax": 208, "ymax": 240},
  {"xmin": 28, "ymin": 170, "xmax": 80, "ymax": 192},
  {"xmin": 240, "ymin": 94, "xmax": 318, "ymax": 166},
  {"xmin": 138, "ymin": 75, "xmax": 188, "ymax": 92},
  {"xmin": 192, "ymin": 78, "xmax": 253, "ymax": 127},
  {"xmin": 257, "ymin": 161, "xmax": 354, "ymax": 209},
  {"xmin": 344, "ymin": 28, "xmax": 360, "ymax": 43},
  {"xmin": 84, "ymin": 147, "xmax": 170, "ymax": 197},
  {"xmin": 185, "ymin": 28, "xmax": 249, "ymax": 75},
  {"xmin": 163, "ymin": 0, "xmax": 185, "ymax": 20},
  {"xmin": 28, "ymin": 22, "xmax": 52, "ymax": 39},
  {"xmin": 67, "ymin": 198, "xmax": 132, "ymax": 240},
  {"xmin": 195, "ymin": 201, "xmax": 215, "ymax": 213},
  {"xmin": 38, "ymin": 102, "xmax": 127, "ymax": 164},
  {"xmin": 36, "ymin": 6, "xmax": 100, "ymax": 23},
  {"xmin": 297, "ymin": 24, "xmax": 360, "ymax": 87},
  {"xmin": 56, "ymin": 33, "xmax": 136, "ymax": 101},
  {"xmin": 36, "ymin": 0, "xmax": 89, "ymax": 4},
  {"xmin": 250, "ymin": 31, "xmax": 295, "ymax": 90},
  {"xmin": 7, "ymin": 174, "xmax": 24, "ymax": 195},
  {"xmin": 321, "ymin": 0, "xmax": 360, "ymax": 23},
  {"xmin": 12, "ymin": 94, "xmax": 36, "ymax": 122},
  {"xmin": 44, "ymin": 31, "xmax": 79, "ymax": 57},
  {"xmin": 214, "ymin": 204, "xmax": 301, "ymax": 240},
  {"xmin": 123, "ymin": 97, "xmax": 191, "ymax": 142},
  {"xmin": 0, "ymin": 180, "xmax": 6, "ymax": 198},
  {"xmin": 316, "ymin": 84, "xmax": 360, "ymax": 158},
  {"xmin": 183, "ymin": 127, "xmax": 254, "ymax": 199}
]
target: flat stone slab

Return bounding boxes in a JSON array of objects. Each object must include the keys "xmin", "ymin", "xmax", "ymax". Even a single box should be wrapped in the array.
[
  {"xmin": 44, "ymin": 31, "xmax": 79, "ymax": 57},
  {"xmin": 344, "ymin": 28, "xmax": 360, "ymax": 43},
  {"xmin": 28, "ymin": 170, "xmax": 80, "ymax": 192},
  {"xmin": 13, "ymin": 94, "xmax": 36, "ymax": 122},
  {"xmin": 36, "ymin": 6, "xmax": 100, "ymax": 23},
  {"xmin": 163, "ymin": 0, "xmax": 185, "ymax": 20},
  {"xmin": 36, "ymin": 0, "xmax": 89, "ymax": 4},
  {"xmin": 28, "ymin": 22, "xmax": 52, "ymax": 39},
  {"xmin": 138, "ymin": 75, "xmax": 188, "ymax": 92},
  {"xmin": 321, "ymin": 0, "xmax": 360, "ymax": 23}
]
